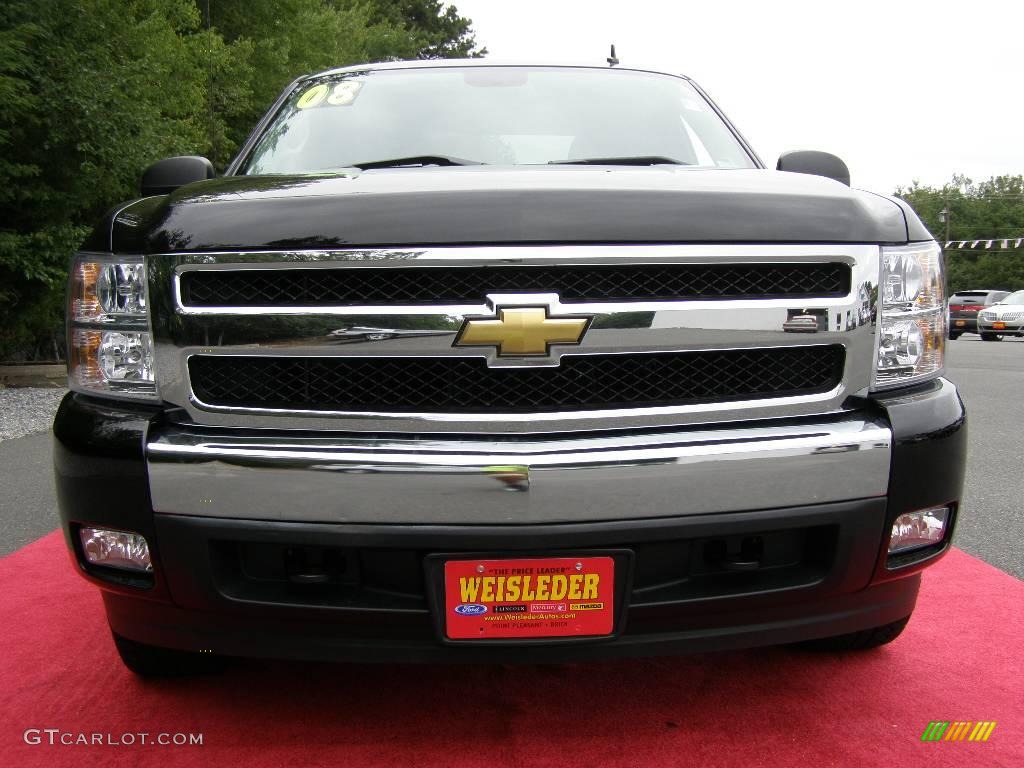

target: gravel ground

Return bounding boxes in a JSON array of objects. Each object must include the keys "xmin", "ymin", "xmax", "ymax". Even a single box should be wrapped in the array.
[{"xmin": 0, "ymin": 387, "xmax": 67, "ymax": 441}]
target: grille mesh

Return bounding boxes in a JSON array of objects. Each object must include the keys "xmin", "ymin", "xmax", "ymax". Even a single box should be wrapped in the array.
[
  {"xmin": 181, "ymin": 262, "xmax": 850, "ymax": 307},
  {"xmin": 189, "ymin": 347, "xmax": 844, "ymax": 414}
]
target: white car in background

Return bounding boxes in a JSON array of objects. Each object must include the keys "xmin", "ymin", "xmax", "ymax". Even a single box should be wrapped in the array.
[{"xmin": 977, "ymin": 290, "xmax": 1024, "ymax": 340}]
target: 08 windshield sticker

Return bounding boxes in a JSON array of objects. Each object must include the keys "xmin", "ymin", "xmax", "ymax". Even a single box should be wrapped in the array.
[{"xmin": 296, "ymin": 80, "xmax": 363, "ymax": 110}]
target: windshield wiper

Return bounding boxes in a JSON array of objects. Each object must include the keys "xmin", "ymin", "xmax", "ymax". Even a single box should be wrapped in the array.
[
  {"xmin": 549, "ymin": 156, "xmax": 689, "ymax": 166},
  {"xmin": 348, "ymin": 155, "xmax": 484, "ymax": 170}
]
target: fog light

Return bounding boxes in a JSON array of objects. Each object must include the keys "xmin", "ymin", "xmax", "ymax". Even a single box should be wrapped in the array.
[
  {"xmin": 79, "ymin": 528, "xmax": 152, "ymax": 572},
  {"xmin": 888, "ymin": 507, "xmax": 949, "ymax": 554}
]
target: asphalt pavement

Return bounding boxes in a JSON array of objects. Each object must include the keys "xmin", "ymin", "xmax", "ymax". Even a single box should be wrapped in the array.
[
  {"xmin": 942, "ymin": 335, "xmax": 1024, "ymax": 578},
  {"xmin": 0, "ymin": 337, "xmax": 1021, "ymax": 577},
  {"xmin": 0, "ymin": 430, "xmax": 60, "ymax": 556}
]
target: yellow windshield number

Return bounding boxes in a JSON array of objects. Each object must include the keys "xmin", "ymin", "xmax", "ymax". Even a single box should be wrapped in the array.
[
  {"xmin": 327, "ymin": 81, "xmax": 361, "ymax": 106},
  {"xmin": 296, "ymin": 83, "xmax": 329, "ymax": 110},
  {"xmin": 296, "ymin": 80, "xmax": 362, "ymax": 110}
]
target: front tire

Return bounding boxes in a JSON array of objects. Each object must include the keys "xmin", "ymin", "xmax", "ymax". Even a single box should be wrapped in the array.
[
  {"xmin": 112, "ymin": 632, "xmax": 226, "ymax": 677},
  {"xmin": 980, "ymin": 332, "xmax": 1002, "ymax": 341},
  {"xmin": 793, "ymin": 616, "xmax": 910, "ymax": 651},
  {"xmin": 948, "ymin": 331, "xmax": 961, "ymax": 340}
]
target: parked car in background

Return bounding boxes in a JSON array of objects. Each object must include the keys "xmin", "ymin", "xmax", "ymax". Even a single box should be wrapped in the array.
[
  {"xmin": 948, "ymin": 290, "xmax": 1010, "ymax": 339},
  {"xmin": 977, "ymin": 290, "xmax": 1024, "ymax": 340}
]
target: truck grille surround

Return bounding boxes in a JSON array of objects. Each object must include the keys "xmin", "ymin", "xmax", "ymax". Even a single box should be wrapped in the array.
[
  {"xmin": 189, "ymin": 346, "xmax": 845, "ymax": 413},
  {"xmin": 153, "ymin": 245, "xmax": 878, "ymax": 431}
]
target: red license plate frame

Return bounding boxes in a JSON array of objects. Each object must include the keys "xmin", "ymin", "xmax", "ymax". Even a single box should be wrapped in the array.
[{"xmin": 442, "ymin": 556, "xmax": 617, "ymax": 640}]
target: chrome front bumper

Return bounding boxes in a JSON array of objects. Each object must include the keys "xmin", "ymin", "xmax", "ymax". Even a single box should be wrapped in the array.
[{"xmin": 147, "ymin": 413, "xmax": 892, "ymax": 525}]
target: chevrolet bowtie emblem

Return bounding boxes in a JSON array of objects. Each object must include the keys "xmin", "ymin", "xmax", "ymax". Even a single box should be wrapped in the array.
[{"xmin": 454, "ymin": 306, "xmax": 590, "ymax": 357}]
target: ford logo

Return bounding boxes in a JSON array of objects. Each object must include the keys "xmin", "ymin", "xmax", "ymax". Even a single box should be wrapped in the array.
[{"xmin": 454, "ymin": 603, "xmax": 488, "ymax": 616}]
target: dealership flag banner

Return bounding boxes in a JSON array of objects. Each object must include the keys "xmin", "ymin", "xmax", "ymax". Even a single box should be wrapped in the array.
[{"xmin": 945, "ymin": 239, "xmax": 1024, "ymax": 249}]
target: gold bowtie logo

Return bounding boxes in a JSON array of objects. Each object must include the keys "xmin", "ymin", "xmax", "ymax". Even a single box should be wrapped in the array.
[{"xmin": 455, "ymin": 306, "xmax": 590, "ymax": 357}]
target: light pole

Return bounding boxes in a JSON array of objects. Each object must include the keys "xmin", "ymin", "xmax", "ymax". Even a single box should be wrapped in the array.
[{"xmin": 939, "ymin": 205, "xmax": 950, "ymax": 243}]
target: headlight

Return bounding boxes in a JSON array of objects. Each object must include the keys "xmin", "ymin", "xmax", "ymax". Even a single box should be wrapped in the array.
[
  {"xmin": 71, "ymin": 260, "xmax": 147, "ymax": 322},
  {"xmin": 68, "ymin": 254, "xmax": 158, "ymax": 399},
  {"xmin": 873, "ymin": 242, "xmax": 945, "ymax": 389}
]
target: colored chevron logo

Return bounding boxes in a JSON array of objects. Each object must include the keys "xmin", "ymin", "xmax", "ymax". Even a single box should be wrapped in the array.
[{"xmin": 921, "ymin": 721, "xmax": 996, "ymax": 742}]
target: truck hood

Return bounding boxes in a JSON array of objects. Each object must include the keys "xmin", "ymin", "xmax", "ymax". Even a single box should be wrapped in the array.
[{"xmin": 91, "ymin": 166, "xmax": 919, "ymax": 253}]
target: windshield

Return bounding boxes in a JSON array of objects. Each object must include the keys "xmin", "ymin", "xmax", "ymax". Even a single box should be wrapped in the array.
[
  {"xmin": 242, "ymin": 66, "xmax": 757, "ymax": 175},
  {"xmin": 998, "ymin": 290, "xmax": 1024, "ymax": 305}
]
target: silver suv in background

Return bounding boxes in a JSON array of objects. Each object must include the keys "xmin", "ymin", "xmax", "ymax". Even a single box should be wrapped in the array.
[{"xmin": 977, "ymin": 290, "xmax": 1024, "ymax": 340}]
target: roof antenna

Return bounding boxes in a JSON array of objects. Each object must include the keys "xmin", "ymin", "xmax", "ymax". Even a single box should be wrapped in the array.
[{"xmin": 606, "ymin": 44, "xmax": 619, "ymax": 67}]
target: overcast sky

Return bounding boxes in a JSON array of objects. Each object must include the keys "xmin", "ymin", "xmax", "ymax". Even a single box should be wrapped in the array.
[{"xmin": 454, "ymin": 0, "xmax": 1023, "ymax": 195}]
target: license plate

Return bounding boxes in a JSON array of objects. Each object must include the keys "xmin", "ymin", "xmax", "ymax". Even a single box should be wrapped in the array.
[
  {"xmin": 443, "ymin": 556, "xmax": 615, "ymax": 640},
  {"xmin": 993, "ymin": 322, "xmax": 1006, "ymax": 330},
  {"xmin": 955, "ymin": 320, "xmax": 966, "ymax": 327}
]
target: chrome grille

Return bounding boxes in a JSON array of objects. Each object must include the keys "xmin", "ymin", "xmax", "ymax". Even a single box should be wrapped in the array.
[
  {"xmin": 189, "ymin": 346, "xmax": 845, "ymax": 414},
  {"xmin": 179, "ymin": 262, "xmax": 850, "ymax": 307},
  {"xmin": 150, "ymin": 244, "xmax": 879, "ymax": 432}
]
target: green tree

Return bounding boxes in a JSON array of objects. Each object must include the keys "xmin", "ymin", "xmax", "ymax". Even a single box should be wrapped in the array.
[
  {"xmin": 0, "ymin": 0, "xmax": 483, "ymax": 360},
  {"xmin": 0, "ymin": 0, "xmax": 249, "ymax": 359},
  {"xmin": 896, "ymin": 175, "xmax": 1024, "ymax": 293},
  {"xmin": 367, "ymin": 1, "xmax": 486, "ymax": 58}
]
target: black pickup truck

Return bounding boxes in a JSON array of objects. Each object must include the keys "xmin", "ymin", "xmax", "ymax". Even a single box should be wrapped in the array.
[{"xmin": 54, "ymin": 61, "xmax": 966, "ymax": 675}]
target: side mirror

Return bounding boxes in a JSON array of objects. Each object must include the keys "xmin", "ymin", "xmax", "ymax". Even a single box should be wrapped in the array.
[
  {"xmin": 776, "ymin": 151, "xmax": 850, "ymax": 186},
  {"xmin": 141, "ymin": 156, "xmax": 215, "ymax": 196}
]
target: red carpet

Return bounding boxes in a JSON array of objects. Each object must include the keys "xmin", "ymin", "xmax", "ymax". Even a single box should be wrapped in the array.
[{"xmin": 1, "ymin": 531, "xmax": 1020, "ymax": 768}]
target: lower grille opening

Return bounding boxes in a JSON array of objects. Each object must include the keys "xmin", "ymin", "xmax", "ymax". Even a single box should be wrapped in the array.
[
  {"xmin": 189, "ymin": 346, "xmax": 845, "ymax": 413},
  {"xmin": 631, "ymin": 526, "xmax": 837, "ymax": 603},
  {"xmin": 212, "ymin": 541, "xmax": 427, "ymax": 611},
  {"xmin": 209, "ymin": 525, "xmax": 837, "ymax": 610}
]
